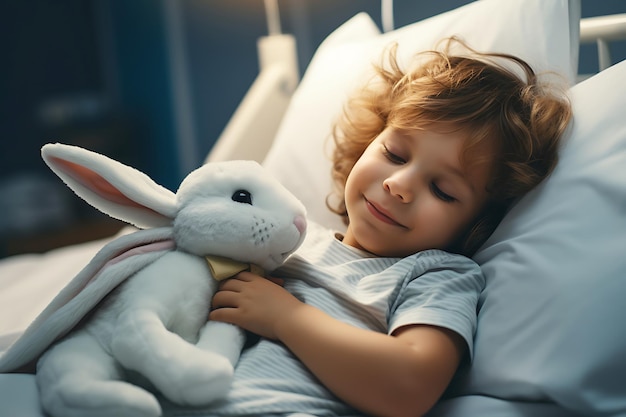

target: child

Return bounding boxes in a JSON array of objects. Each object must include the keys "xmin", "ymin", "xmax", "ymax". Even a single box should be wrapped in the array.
[{"xmin": 206, "ymin": 38, "xmax": 572, "ymax": 417}]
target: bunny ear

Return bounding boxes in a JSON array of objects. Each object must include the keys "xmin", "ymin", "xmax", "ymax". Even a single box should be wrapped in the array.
[{"xmin": 41, "ymin": 143, "xmax": 177, "ymax": 229}]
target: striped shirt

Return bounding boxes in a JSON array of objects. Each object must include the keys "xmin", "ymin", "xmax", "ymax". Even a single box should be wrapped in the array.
[{"xmin": 174, "ymin": 221, "xmax": 484, "ymax": 417}]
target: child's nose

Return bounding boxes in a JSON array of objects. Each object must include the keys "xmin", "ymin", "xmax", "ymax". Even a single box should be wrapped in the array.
[{"xmin": 383, "ymin": 175, "xmax": 414, "ymax": 202}]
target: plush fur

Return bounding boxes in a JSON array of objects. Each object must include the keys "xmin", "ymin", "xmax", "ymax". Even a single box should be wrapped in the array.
[{"xmin": 0, "ymin": 143, "xmax": 307, "ymax": 417}]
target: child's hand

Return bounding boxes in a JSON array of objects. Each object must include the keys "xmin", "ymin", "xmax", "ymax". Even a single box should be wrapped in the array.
[{"xmin": 209, "ymin": 271, "xmax": 302, "ymax": 340}]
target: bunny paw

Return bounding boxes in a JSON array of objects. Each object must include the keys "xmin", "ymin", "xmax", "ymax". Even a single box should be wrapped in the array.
[
  {"xmin": 148, "ymin": 349, "xmax": 234, "ymax": 406},
  {"xmin": 40, "ymin": 378, "xmax": 161, "ymax": 417}
]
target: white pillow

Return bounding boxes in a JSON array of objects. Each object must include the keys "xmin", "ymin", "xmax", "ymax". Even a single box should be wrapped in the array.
[
  {"xmin": 464, "ymin": 59, "xmax": 626, "ymax": 415},
  {"xmin": 262, "ymin": 0, "xmax": 578, "ymax": 231}
]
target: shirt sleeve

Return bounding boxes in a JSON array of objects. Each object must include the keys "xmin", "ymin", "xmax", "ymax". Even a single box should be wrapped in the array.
[{"xmin": 388, "ymin": 251, "xmax": 485, "ymax": 360}]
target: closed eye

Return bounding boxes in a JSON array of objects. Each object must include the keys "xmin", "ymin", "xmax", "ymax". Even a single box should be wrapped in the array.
[
  {"xmin": 430, "ymin": 183, "xmax": 456, "ymax": 203},
  {"xmin": 382, "ymin": 145, "xmax": 405, "ymax": 164}
]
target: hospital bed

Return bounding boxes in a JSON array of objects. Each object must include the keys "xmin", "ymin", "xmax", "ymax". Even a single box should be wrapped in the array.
[{"xmin": 1, "ymin": 0, "xmax": 625, "ymax": 415}]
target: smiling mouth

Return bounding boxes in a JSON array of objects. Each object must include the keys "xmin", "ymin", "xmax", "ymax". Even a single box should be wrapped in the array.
[{"xmin": 364, "ymin": 198, "xmax": 406, "ymax": 228}]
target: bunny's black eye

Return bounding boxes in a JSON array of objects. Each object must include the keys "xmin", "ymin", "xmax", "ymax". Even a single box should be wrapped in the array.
[{"xmin": 232, "ymin": 189, "xmax": 253, "ymax": 205}]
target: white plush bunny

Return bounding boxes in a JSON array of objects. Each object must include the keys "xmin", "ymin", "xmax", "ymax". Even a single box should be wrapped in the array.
[{"xmin": 0, "ymin": 143, "xmax": 307, "ymax": 417}]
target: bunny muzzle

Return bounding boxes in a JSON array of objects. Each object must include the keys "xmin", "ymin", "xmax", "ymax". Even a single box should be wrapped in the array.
[{"xmin": 171, "ymin": 159, "xmax": 308, "ymax": 271}]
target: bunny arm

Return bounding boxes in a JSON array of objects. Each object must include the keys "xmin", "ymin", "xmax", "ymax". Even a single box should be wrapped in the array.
[
  {"xmin": 98, "ymin": 250, "xmax": 242, "ymax": 405},
  {"xmin": 117, "ymin": 256, "xmax": 260, "ymax": 398},
  {"xmin": 0, "ymin": 227, "xmax": 175, "ymax": 374}
]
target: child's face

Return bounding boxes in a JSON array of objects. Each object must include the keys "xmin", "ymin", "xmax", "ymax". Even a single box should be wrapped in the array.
[{"xmin": 342, "ymin": 124, "xmax": 494, "ymax": 257}]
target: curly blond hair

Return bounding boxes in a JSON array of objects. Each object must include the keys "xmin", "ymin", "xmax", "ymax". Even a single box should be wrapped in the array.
[{"xmin": 329, "ymin": 37, "xmax": 572, "ymax": 256}]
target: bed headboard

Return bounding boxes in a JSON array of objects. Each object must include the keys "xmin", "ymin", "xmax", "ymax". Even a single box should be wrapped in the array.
[{"xmin": 579, "ymin": 13, "xmax": 626, "ymax": 79}]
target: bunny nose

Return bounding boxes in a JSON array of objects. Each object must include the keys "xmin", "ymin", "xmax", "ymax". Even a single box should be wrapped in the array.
[{"xmin": 294, "ymin": 215, "xmax": 307, "ymax": 235}]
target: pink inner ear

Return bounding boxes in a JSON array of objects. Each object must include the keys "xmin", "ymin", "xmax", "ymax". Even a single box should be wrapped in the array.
[{"xmin": 53, "ymin": 157, "xmax": 146, "ymax": 210}]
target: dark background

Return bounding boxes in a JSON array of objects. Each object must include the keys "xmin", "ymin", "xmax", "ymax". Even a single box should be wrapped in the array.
[{"xmin": 0, "ymin": 0, "xmax": 624, "ymax": 257}]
